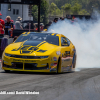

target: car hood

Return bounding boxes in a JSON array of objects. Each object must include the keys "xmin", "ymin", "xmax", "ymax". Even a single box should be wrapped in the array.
[{"xmin": 5, "ymin": 41, "xmax": 59, "ymax": 56}]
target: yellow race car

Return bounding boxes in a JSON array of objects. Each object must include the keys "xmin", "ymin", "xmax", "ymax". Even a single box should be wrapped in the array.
[{"xmin": 2, "ymin": 32, "xmax": 76, "ymax": 73}]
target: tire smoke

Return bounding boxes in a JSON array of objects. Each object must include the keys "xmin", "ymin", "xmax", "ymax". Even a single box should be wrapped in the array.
[{"xmin": 48, "ymin": 13, "xmax": 100, "ymax": 68}]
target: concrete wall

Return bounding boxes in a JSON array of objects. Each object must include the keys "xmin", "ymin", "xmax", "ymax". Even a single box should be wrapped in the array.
[{"xmin": 0, "ymin": 4, "xmax": 33, "ymax": 23}]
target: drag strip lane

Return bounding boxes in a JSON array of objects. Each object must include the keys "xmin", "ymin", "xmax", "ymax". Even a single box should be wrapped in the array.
[{"xmin": 0, "ymin": 68, "xmax": 100, "ymax": 100}]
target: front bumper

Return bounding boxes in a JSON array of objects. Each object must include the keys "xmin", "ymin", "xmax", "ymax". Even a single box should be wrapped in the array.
[
  {"xmin": 2, "ymin": 56, "xmax": 57, "ymax": 72},
  {"xmin": 2, "ymin": 67, "xmax": 51, "ymax": 72}
]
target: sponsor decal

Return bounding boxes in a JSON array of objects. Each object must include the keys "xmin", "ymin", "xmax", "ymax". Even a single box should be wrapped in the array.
[
  {"xmin": 50, "ymin": 63, "xmax": 57, "ymax": 72},
  {"xmin": 65, "ymin": 51, "xmax": 70, "ymax": 54},
  {"xmin": 62, "ymin": 57, "xmax": 73, "ymax": 61},
  {"xmin": 62, "ymin": 59, "xmax": 70, "ymax": 61},
  {"xmin": 50, "ymin": 68, "xmax": 57, "ymax": 71},
  {"xmin": 50, "ymin": 63, "xmax": 57, "ymax": 68},
  {"xmin": 41, "ymin": 64, "xmax": 47, "ymax": 66},
  {"xmin": 13, "ymin": 59, "xmax": 36, "ymax": 63},
  {"xmin": 62, "ymin": 66, "xmax": 71, "ymax": 72},
  {"xmin": 56, "ymin": 51, "xmax": 61, "ymax": 55},
  {"xmin": 50, "ymin": 63, "xmax": 54, "ymax": 66},
  {"xmin": 53, "ymin": 57, "xmax": 57, "ymax": 61}
]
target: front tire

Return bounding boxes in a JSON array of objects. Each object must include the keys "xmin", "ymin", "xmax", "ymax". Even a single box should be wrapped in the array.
[{"xmin": 57, "ymin": 58, "xmax": 61, "ymax": 74}]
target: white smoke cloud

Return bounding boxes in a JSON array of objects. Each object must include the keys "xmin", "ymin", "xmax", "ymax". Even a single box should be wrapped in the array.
[{"xmin": 48, "ymin": 12, "xmax": 100, "ymax": 68}]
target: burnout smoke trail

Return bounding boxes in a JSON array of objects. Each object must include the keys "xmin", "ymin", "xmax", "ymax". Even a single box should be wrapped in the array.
[{"xmin": 48, "ymin": 14, "xmax": 100, "ymax": 68}]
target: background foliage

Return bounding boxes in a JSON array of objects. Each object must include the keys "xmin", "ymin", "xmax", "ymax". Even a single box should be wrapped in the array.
[{"xmin": 32, "ymin": 0, "xmax": 100, "ymax": 24}]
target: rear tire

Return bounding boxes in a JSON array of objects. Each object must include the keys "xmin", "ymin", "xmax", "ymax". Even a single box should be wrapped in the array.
[
  {"xmin": 73, "ymin": 54, "xmax": 76, "ymax": 68},
  {"xmin": 70, "ymin": 53, "xmax": 76, "ymax": 72}
]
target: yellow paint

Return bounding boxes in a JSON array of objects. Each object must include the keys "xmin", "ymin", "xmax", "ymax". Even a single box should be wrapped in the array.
[{"xmin": 2, "ymin": 32, "xmax": 76, "ymax": 73}]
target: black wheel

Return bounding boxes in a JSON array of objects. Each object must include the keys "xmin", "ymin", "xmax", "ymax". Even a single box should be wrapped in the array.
[
  {"xmin": 73, "ymin": 54, "xmax": 76, "ymax": 68},
  {"xmin": 70, "ymin": 53, "xmax": 76, "ymax": 72},
  {"xmin": 4, "ymin": 70, "xmax": 11, "ymax": 73},
  {"xmin": 57, "ymin": 58, "xmax": 61, "ymax": 74}
]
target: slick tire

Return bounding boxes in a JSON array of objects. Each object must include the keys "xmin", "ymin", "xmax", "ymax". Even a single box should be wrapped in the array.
[
  {"xmin": 70, "ymin": 53, "xmax": 76, "ymax": 72},
  {"xmin": 73, "ymin": 53, "xmax": 76, "ymax": 68}
]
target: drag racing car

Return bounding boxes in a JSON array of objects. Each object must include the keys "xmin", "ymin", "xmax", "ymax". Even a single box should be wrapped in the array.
[{"xmin": 2, "ymin": 32, "xmax": 76, "ymax": 73}]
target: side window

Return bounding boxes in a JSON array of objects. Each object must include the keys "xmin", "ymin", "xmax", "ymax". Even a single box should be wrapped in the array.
[
  {"xmin": 66, "ymin": 38, "xmax": 70, "ymax": 46},
  {"xmin": 16, "ymin": 9, "xmax": 19, "ymax": 15},
  {"xmin": 61, "ymin": 37, "xmax": 69, "ymax": 46}
]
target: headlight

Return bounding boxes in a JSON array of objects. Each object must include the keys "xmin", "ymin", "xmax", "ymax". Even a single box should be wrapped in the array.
[{"xmin": 5, "ymin": 53, "xmax": 16, "ymax": 57}]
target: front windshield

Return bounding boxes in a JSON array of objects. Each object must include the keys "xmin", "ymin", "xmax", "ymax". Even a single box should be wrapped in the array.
[{"xmin": 15, "ymin": 33, "xmax": 59, "ymax": 46}]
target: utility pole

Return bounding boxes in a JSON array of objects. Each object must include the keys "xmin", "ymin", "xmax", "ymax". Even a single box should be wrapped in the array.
[{"xmin": 22, "ymin": 4, "xmax": 23, "ymax": 21}]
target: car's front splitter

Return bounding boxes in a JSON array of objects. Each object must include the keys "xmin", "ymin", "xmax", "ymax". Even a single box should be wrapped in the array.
[{"xmin": 2, "ymin": 67, "xmax": 56, "ymax": 73}]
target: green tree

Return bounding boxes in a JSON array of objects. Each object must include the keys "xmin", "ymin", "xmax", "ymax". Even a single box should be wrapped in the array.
[
  {"xmin": 79, "ymin": 9, "xmax": 89, "ymax": 15},
  {"xmin": 41, "ymin": 0, "xmax": 49, "ymax": 25},
  {"xmin": 32, "ymin": 0, "xmax": 49, "ymax": 25},
  {"xmin": 32, "ymin": 5, "xmax": 38, "ymax": 22},
  {"xmin": 71, "ymin": 3, "xmax": 82, "ymax": 14},
  {"xmin": 49, "ymin": 2, "xmax": 57, "ymax": 15},
  {"xmin": 49, "ymin": 2, "xmax": 62, "ymax": 16},
  {"xmin": 48, "ymin": 0, "xmax": 93, "ymax": 15},
  {"xmin": 61, "ymin": 3, "xmax": 71, "ymax": 16}
]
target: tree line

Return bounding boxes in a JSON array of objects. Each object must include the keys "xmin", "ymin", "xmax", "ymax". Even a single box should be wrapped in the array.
[
  {"xmin": 32, "ymin": 0, "xmax": 100, "ymax": 24},
  {"xmin": 48, "ymin": 0, "xmax": 100, "ymax": 14}
]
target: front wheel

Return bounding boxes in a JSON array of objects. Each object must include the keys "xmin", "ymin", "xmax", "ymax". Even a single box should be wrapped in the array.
[{"xmin": 57, "ymin": 58, "xmax": 61, "ymax": 74}]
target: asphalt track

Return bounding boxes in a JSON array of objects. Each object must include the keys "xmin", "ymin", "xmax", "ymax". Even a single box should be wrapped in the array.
[{"xmin": 0, "ymin": 66, "xmax": 100, "ymax": 100}]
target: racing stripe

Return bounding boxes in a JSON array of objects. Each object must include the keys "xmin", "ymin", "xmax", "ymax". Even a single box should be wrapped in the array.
[
  {"xmin": 37, "ymin": 41, "xmax": 46, "ymax": 47},
  {"xmin": 22, "ymin": 32, "xmax": 27, "ymax": 34},
  {"xmin": 27, "ymin": 32, "xmax": 30, "ymax": 34},
  {"xmin": 51, "ymin": 33, "xmax": 58, "ymax": 36},
  {"xmin": 51, "ymin": 33, "xmax": 55, "ymax": 35}
]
